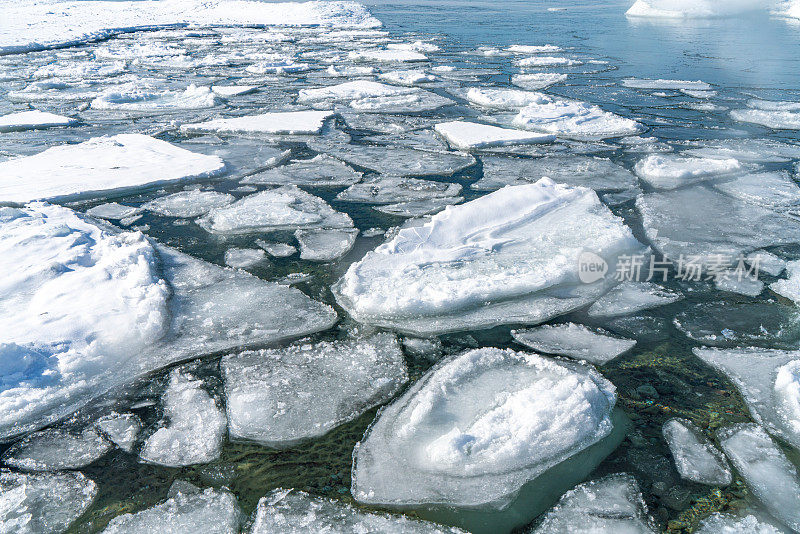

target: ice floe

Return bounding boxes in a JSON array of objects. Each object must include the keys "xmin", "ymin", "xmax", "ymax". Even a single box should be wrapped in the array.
[
  {"xmin": 221, "ymin": 333, "xmax": 406, "ymax": 447},
  {"xmin": 696, "ymin": 512, "xmax": 785, "ymax": 534},
  {"xmin": 295, "ymin": 228, "xmax": 359, "ymax": 260},
  {"xmin": 465, "ymin": 88, "xmax": 551, "ymax": 110},
  {"xmin": 379, "ymin": 69, "xmax": 435, "ymax": 86},
  {"xmin": 770, "ymin": 260, "xmax": 800, "ymax": 304},
  {"xmin": 348, "ymin": 48, "xmax": 428, "ymax": 62},
  {"xmin": 517, "ymin": 56, "xmax": 582, "ymax": 67},
  {"xmin": 256, "ymin": 241, "xmax": 297, "ymax": 258},
  {"xmin": 622, "ymin": 78, "xmax": 712, "ymax": 91},
  {"xmin": 0, "ymin": 110, "xmax": 78, "ymax": 133},
  {"xmin": 242, "ymin": 155, "xmax": 362, "ymax": 187},
  {"xmin": 86, "ymin": 202, "xmax": 142, "ymax": 221},
  {"xmin": 434, "ymin": 121, "xmax": 554, "ymax": 150},
  {"xmin": 682, "ymin": 138, "xmax": 800, "ymax": 164},
  {"xmin": 714, "ymin": 171, "xmax": 800, "ymax": 209},
  {"xmin": 139, "ymin": 368, "xmax": 227, "ymax": 467},
  {"xmin": 511, "ymin": 323, "xmax": 636, "ymax": 365},
  {"xmin": 511, "ymin": 73, "xmax": 567, "ymax": 90},
  {"xmin": 731, "ymin": 100, "xmax": 800, "ymax": 130},
  {"xmin": 91, "ymin": 83, "xmax": 218, "ymax": 111},
  {"xmin": 336, "ymin": 175, "xmax": 462, "ymax": 204},
  {"xmin": 2, "ymin": 427, "xmax": 113, "ymax": 471},
  {"xmin": 96, "ymin": 413, "xmax": 141, "ymax": 452},
  {"xmin": 0, "ymin": 470, "xmax": 97, "ymax": 534},
  {"xmin": 626, "ymin": 0, "xmax": 765, "ymax": 18},
  {"xmin": 662, "ymin": 418, "xmax": 731, "ymax": 486},
  {"xmin": 0, "ymin": 134, "xmax": 225, "ymax": 204},
  {"xmin": 513, "ymin": 98, "xmax": 643, "ymax": 139},
  {"xmin": 748, "ymin": 250, "xmax": 787, "ymax": 277},
  {"xmin": 313, "ymin": 142, "xmax": 475, "ymax": 176},
  {"xmin": 224, "ymin": 248, "xmax": 266, "ymax": 269},
  {"xmin": 587, "ymin": 282, "xmax": 682, "ymax": 318},
  {"xmin": 181, "ymin": 110, "xmax": 334, "ymax": 135},
  {"xmin": 717, "ymin": 424, "xmax": 800, "ymax": 532},
  {"xmin": 634, "ymin": 154, "xmax": 743, "ymax": 190},
  {"xmin": 250, "ymin": 489, "xmax": 464, "ymax": 533},
  {"xmin": 143, "ymin": 190, "xmax": 235, "ymax": 218},
  {"xmin": 335, "ymin": 179, "xmax": 644, "ymax": 335},
  {"xmin": 374, "ymin": 197, "xmax": 464, "ymax": 217},
  {"xmin": 211, "ymin": 85, "xmax": 257, "ymax": 97}
]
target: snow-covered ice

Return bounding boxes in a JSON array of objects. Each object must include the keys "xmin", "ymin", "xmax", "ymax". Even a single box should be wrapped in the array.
[
  {"xmin": 715, "ymin": 271, "xmax": 764, "ymax": 297},
  {"xmin": 626, "ymin": 0, "xmax": 766, "ymax": 18},
  {"xmin": 696, "ymin": 512, "xmax": 784, "ymax": 534},
  {"xmin": 0, "ymin": 134, "xmax": 225, "ymax": 204},
  {"xmin": 91, "ymin": 84, "xmax": 218, "ymax": 111},
  {"xmin": 379, "ymin": 69, "xmax": 435, "ymax": 86},
  {"xmin": 634, "ymin": 154, "xmax": 742, "ymax": 190},
  {"xmin": 683, "ymin": 139, "xmax": 800, "ymax": 164},
  {"xmin": 242, "ymin": 155, "xmax": 362, "ymax": 187},
  {"xmin": 181, "ymin": 110, "xmax": 334, "ymax": 135},
  {"xmin": 465, "ymin": 88, "xmax": 551, "ymax": 110},
  {"xmin": 250, "ymin": 489, "xmax": 464, "ymax": 533},
  {"xmin": 348, "ymin": 48, "xmax": 428, "ymax": 62},
  {"xmin": 662, "ymin": 418, "xmax": 731, "ymax": 486},
  {"xmin": 622, "ymin": 78, "xmax": 712, "ymax": 91},
  {"xmin": 374, "ymin": 197, "xmax": 463, "ymax": 217},
  {"xmin": 0, "ymin": 470, "xmax": 97, "ymax": 534},
  {"xmin": 587, "ymin": 282, "xmax": 682, "ymax": 318},
  {"xmin": 516, "ymin": 56, "xmax": 582, "ymax": 67},
  {"xmin": 256, "ymin": 241, "xmax": 297, "ymax": 258},
  {"xmin": 96, "ymin": 413, "xmax": 141, "ymax": 452},
  {"xmin": 770, "ymin": 260, "xmax": 800, "ymax": 304},
  {"xmin": 511, "ymin": 73, "xmax": 567, "ymax": 90},
  {"xmin": 298, "ymin": 81, "xmax": 408, "ymax": 103},
  {"xmin": 224, "ymin": 248, "xmax": 266, "ymax": 269},
  {"xmin": 2, "ymin": 427, "xmax": 113, "ymax": 471},
  {"xmin": 295, "ymin": 228, "xmax": 359, "ymax": 261},
  {"xmin": 221, "ymin": 333, "xmax": 407, "ymax": 447},
  {"xmin": 86, "ymin": 202, "xmax": 142, "ymax": 221},
  {"xmin": 139, "ymin": 368, "xmax": 227, "ymax": 467},
  {"xmin": 714, "ymin": 172, "xmax": 800, "ymax": 210},
  {"xmin": 334, "ymin": 179, "xmax": 644, "ymax": 335},
  {"xmin": 748, "ymin": 250, "xmax": 787, "ymax": 277},
  {"xmin": 513, "ymin": 98, "xmax": 643, "ymax": 139},
  {"xmin": 336, "ymin": 176, "xmax": 462, "ymax": 204},
  {"xmin": 434, "ymin": 121, "xmax": 554, "ymax": 150},
  {"xmin": 211, "ymin": 85, "xmax": 257, "ymax": 97},
  {"xmin": 143, "ymin": 190, "xmax": 235, "ymax": 218},
  {"xmin": 0, "ymin": 110, "xmax": 78, "ymax": 133},
  {"xmin": 732, "ymin": 100, "xmax": 800, "ymax": 130},
  {"xmin": 511, "ymin": 323, "xmax": 636, "ymax": 365}
]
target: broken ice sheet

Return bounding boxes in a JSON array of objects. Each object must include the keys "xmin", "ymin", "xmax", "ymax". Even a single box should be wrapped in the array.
[
  {"xmin": 695, "ymin": 511, "xmax": 786, "ymax": 534},
  {"xmin": 511, "ymin": 73, "xmax": 567, "ymax": 90},
  {"xmin": 143, "ymin": 190, "xmax": 235, "ymax": 218},
  {"xmin": 337, "ymin": 175, "xmax": 462, "ymax": 204},
  {"xmin": 221, "ymin": 333, "xmax": 407, "ymax": 447},
  {"xmin": 0, "ymin": 110, "xmax": 78, "ymax": 132},
  {"xmin": 434, "ymin": 121, "xmax": 554, "ymax": 151},
  {"xmin": 662, "ymin": 418, "xmax": 731, "ymax": 486},
  {"xmin": 256, "ymin": 240, "xmax": 296, "ymax": 258},
  {"xmin": 96, "ymin": 412, "xmax": 141, "ymax": 452},
  {"xmin": 682, "ymin": 138, "xmax": 800, "ymax": 164},
  {"xmin": 91, "ymin": 83, "xmax": 219, "ymax": 111},
  {"xmin": 224, "ymin": 248, "xmax": 266, "ymax": 269},
  {"xmin": 295, "ymin": 228, "xmax": 358, "ymax": 261},
  {"xmin": 675, "ymin": 300, "xmax": 800, "ymax": 347},
  {"xmin": 86, "ymin": 202, "xmax": 142, "ymax": 220},
  {"xmin": 242, "ymin": 154, "xmax": 362, "ymax": 187},
  {"xmin": 511, "ymin": 323, "xmax": 636, "ymax": 365},
  {"xmin": 374, "ymin": 197, "xmax": 463, "ymax": 218},
  {"xmin": 349, "ymin": 90, "xmax": 454, "ymax": 113},
  {"xmin": 313, "ymin": 142, "xmax": 475, "ymax": 176},
  {"xmin": 181, "ymin": 110, "xmax": 334, "ymax": 135},
  {"xmin": 714, "ymin": 171, "xmax": 800, "ymax": 210},
  {"xmin": 1, "ymin": 426, "xmax": 113, "ymax": 471},
  {"xmin": 587, "ymin": 281, "xmax": 682, "ymax": 318},
  {"xmin": 634, "ymin": 154, "xmax": 743, "ymax": 190},
  {"xmin": 771, "ymin": 260, "xmax": 800, "ymax": 304},
  {"xmin": 512, "ymin": 97, "xmax": 642, "ymax": 139},
  {"xmin": 731, "ymin": 100, "xmax": 800, "ymax": 130}
]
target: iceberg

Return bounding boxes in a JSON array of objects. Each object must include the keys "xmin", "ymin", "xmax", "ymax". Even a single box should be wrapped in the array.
[
  {"xmin": 662, "ymin": 418, "xmax": 731, "ymax": 485},
  {"xmin": 511, "ymin": 323, "xmax": 636, "ymax": 365},
  {"xmin": 143, "ymin": 190, "xmax": 235, "ymax": 218},
  {"xmin": 634, "ymin": 154, "xmax": 743, "ymax": 190},
  {"xmin": 587, "ymin": 282, "xmax": 682, "ymax": 318},
  {"xmin": 334, "ymin": 179, "xmax": 644, "ymax": 335},
  {"xmin": 0, "ymin": 134, "xmax": 225, "ymax": 204},
  {"xmin": 0, "ymin": 110, "xmax": 78, "ymax": 133},
  {"xmin": 139, "ymin": 368, "xmax": 227, "ymax": 467},
  {"xmin": 2, "ymin": 427, "xmax": 113, "ymax": 471},
  {"xmin": 434, "ymin": 121, "xmax": 555, "ymax": 150},
  {"xmin": 181, "ymin": 110, "xmax": 334, "ymax": 135},
  {"xmin": 221, "ymin": 333, "xmax": 406, "ymax": 447}
]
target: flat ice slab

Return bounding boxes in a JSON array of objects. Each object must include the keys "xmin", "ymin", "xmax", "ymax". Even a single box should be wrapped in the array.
[
  {"xmin": 731, "ymin": 100, "xmax": 800, "ymax": 130},
  {"xmin": 337, "ymin": 176, "xmax": 461, "ymax": 204},
  {"xmin": 221, "ymin": 333, "xmax": 407, "ymax": 447},
  {"xmin": 434, "ymin": 121, "xmax": 554, "ymax": 150},
  {"xmin": 634, "ymin": 154, "xmax": 742, "ymax": 190},
  {"xmin": 352, "ymin": 348, "xmax": 617, "ymax": 508},
  {"xmin": 334, "ymin": 178, "xmax": 644, "ymax": 335},
  {"xmin": 2, "ymin": 427, "xmax": 113, "ymax": 471},
  {"xmin": 587, "ymin": 282, "xmax": 682, "ymax": 318},
  {"xmin": 250, "ymin": 489, "xmax": 465, "ymax": 533},
  {"xmin": 511, "ymin": 323, "xmax": 636, "ymax": 365},
  {"xmin": 181, "ymin": 111, "xmax": 334, "ymax": 135},
  {"xmin": 143, "ymin": 190, "xmax": 235, "ymax": 218},
  {"xmin": 622, "ymin": 78, "xmax": 712, "ymax": 90},
  {"xmin": 662, "ymin": 418, "xmax": 731, "ymax": 486},
  {"xmin": 242, "ymin": 155, "xmax": 361, "ymax": 187},
  {"xmin": 696, "ymin": 512, "xmax": 785, "ymax": 534},
  {"xmin": 513, "ymin": 97, "xmax": 642, "ymax": 139},
  {"xmin": 0, "ymin": 134, "xmax": 225, "ymax": 204},
  {"xmin": 0, "ymin": 110, "xmax": 78, "ymax": 132},
  {"xmin": 295, "ymin": 228, "xmax": 358, "ymax": 261}
]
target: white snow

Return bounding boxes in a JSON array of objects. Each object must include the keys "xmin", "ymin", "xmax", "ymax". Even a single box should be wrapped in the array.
[
  {"xmin": 0, "ymin": 110, "xmax": 78, "ymax": 133},
  {"xmin": 622, "ymin": 78, "xmax": 712, "ymax": 91},
  {"xmin": 662, "ymin": 418, "xmax": 731, "ymax": 485},
  {"xmin": 0, "ymin": 470, "xmax": 97, "ymax": 534},
  {"xmin": 717, "ymin": 424, "xmax": 800, "ymax": 532},
  {"xmin": 242, "ymin": 155, "xmax": 361, "ymax": 187},
  {"xmin": 352, "ymin": 348, "xmax": 617, "ymax": 507},
  {"xmin": 511, "ymin": 323, "xmax": 636, "ymax": 365},
  {"xmin": 224, "ymin": 248, "xmax": 266, "ymax": 269},
  {"xmin": 334, "ymin": 179, "xmax": 644, "ymax": 336},
  {"xmin": 770, "ymin": 260, "xmax": 800, "ymax": 304},
  {"xmin": 513, "ymin": 98, "xmax": 643, "ymax": 139},
  {"xmin": 143, "ymin": 190, "xmax": 235, "ymax": 218},
  {"xmin": 250, "ymin": 489, "xmax": 464, "ymax": 533},
  {"xmin": 221, "ymin": 333, "xmax": 407, "ymax": 447},
  {"xmin": 181, "ymin": 110, "xmax": 334, "ymax": 135},
  {"xmin": 295, "ymin": 228, "xmax": 359, "ymax": 261},
  {"xmin": 0, "ymin": 134, "xmax": 225, "ymax": 204},
  {"xmin": 634, "ymin": 154, "xmax": 743, "ymax": 190},
  {"xmin": 434, "ymin": 121, "xmax": 554, "ymax": 150},
  {"xmin": 102, "ymin": 487, "xmax": 240, "ymax": 534},
  {"xmin": 587, "ymin": 282, "xmax": 682, "ymax": 318},
  {"xmin": 2, "ymin": 427, "xmax": 113, "ymax": 471},
  {"xmin": 96, "ymin": 413, "xmax": 141, "ymax": 452},
  {"xmin": 199, "ymin": 186, "xmax": 352, "ymax": 234},
  {"xmin": 139, "ymin": 368, "xmax": 227, "ymax": 467}
]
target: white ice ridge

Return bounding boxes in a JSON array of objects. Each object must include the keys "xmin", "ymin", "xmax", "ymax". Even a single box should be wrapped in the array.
[
  {"xmin": 352, "ymin": 348, "xmax": 617, "ymax": 508},
  {"xmin": 1, "ymin": 0, "xmax": 381, "ymax": 54},
  {"xmin": 662, "ymin": 418, "xmax": 732, "ymax": 486},
  {"xmin": 511, "ymin": 323, "xmax": 636, "ymax": 365},
  {"xmin": 250, "ymin": 489, "xmax": 465, "ymax": 533},
  {"xmin": 181, "ymin": 111, "xmax": 334, "ymax": 135},
  {"xmin": 222, "ymin": 333, "xmax": 407, "ymax": 447},
  {"xmin": 334, "ymin": 178, "xmax": 644, "ymax": 335},
  {"xmin": 0, "ymin": 110, "xmax": 78, "ymax": 133},
  {"xmin": 0, "ymin": 204, "xmax": 336, "ymax": 440},
  {"xmin": 434, "ymin": 121, "xmax": 555, "ymax": 150},
  {"xmin": 694, "ymin": 347, "xmax": 800, "ymax": 451},
  {"xmin": 0, "ymin": 134, "xmax": 225, "ymax": 204},
  {"xmin": 626, "ymin": 0, "xmax": 774, "ymax": 18}
]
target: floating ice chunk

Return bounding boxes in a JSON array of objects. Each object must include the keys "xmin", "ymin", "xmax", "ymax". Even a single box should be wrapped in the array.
[
  {"xmin": 221, "ymin": 333, "xmax": 406, "ymax": 447},
  {"xmin": 511, "ymin": 323, "xmax": 636, "ymax": 365},
  {"xmin": 379, "ymin": 69, "xmax": 435, "ymax": 86},
  {"xmin": 473, "ymin": 155, "xmax": 637, "ymax": 191},
  {"xmin": 511, "ymin": 73, "xmax": 567, "ymax": 90},
  {"xmin": 91, "ymin": 83, "xmax": 218, "ymax": 111},
  {"xmin": 256, "ymin": 241, "xmax": 296, "ymax": 258},
  {"xmin": 622, "ymin": 78, "xmax": 712, "ymax": 90},
  {"xmin": 245, "ymin": 58, "xmax": 308, "ymax": 74},
  {"xmin": 626, "ymin": 0, "xmax": 764, "ymax": 18},
  {"xmin": 434, "ymin": 121, "xmax": 554, "ymax": 150},
  {"xmin": 507, "ymin": 44, "xmax": 562, "ymax": 53},
  {"xmin": 102, "ymin": 487, "xmax": 240, "ymax": 534},
  {"xmin": 32, "ymin": 60, "xmax": 126, "ymax": 79},
  {"xmin": 676, "ymin": 300, "xmax": 800, "ymax": 346},
  {"xmin": 0, "ymin": 204, "xmax": 336, "ymax": 440},
  {"xmin": 334, "ymin": 179, "xmax": 644, "ymax": 335},
  {"xmin": 352, "ymin": 347, "xmax": 619, "ymax": 531},
  {"xmin": 2, "ymin": 427, "xmax": 113, "ymax": 471},
  {"xmin": 587, "ymin": 282, "xmax": 682, "ymax": 318},
  {"xmin": 337, "ymin": 176, "xmax": 461, "ymax": 204},
  {"xmin": 295, "ymin": 228, "xmax": 358, "ymax": 261},
  {"xmin": 770, "ymin": 260, "xmax": 800, "ymax": 304},
  {"xmin": 388, "ymin": 40, "xmax": 440, "ymax": 52},
  {"xmin": 717, "ymin": 424, "xmax": 800, "ymax": 532},
  {"xmin": 86, "ymin": 202, "xmax": 142, "ymax": 220},
  {"xmin": 298, "ymin": 81, "xmax": 408, "ymax": 103},
  {"xmin": 0, "ymin": 134, "xmax": 225, "ymax": 204},
  {"xmin": 348, "ymin": 49, "xmax": 428, "ymax": 62},
  {"xmin": 748, "ymin": 250, "xmax": 786, "ymax": 277},
  {"xmin": 224, "ymin": 248, "xmax": 266, "ymax": 269},
  {"xmin": 517, "ymin": 56, "xmax": 582, "ymax": 67},
  {"xmin": 662, "ymin": 418, "xmax": 731, "ymax": 485},
  {"xmin": 683, "ymin": 138, "xmax": 800, "ymax": 163},
  {"xmin": 531, "ymin": 473, "xmax": 655, "ymax": 534},
  {"xmin": 514, "ymin": 99, "xmax": 642, "ymax": 139},
  {"xmin": 181, "ymin": 110, "xmax": 333, "ymax": 135},
  {"xmin": 315, "ymin": 143, "xmax": 475, "ymax": 176},
  {"xmin": 199, "ymin": 186, "xmax": 352, "ymax": 234},
  {"xmin": 0, "ymin": 110, "xmax": 77, "ymax": 132},
  {"xmin": 731, "ymin": 100, "xmax": 800, "ymax": 130},
  {"xmin": 715, "ymin": 172, "xmax": 800, "ymax": 209},
  {"xmin": 374, "ymin": 197, "xmax": 463, "ymax": 217},
  {"xmin": 144, "ymin": 190, "xmax": 235, "ymax": 218},
  {"xmin": 140, "ymin": 368, "xmax": 227, "ymax": 467},
  {"xmin": 715, "ymin": 270, "xmax": 764, "ymax": 297},
  {"xmin": 250, "ymin": 489, "xmax": 463, "ymax": 533},
  {"xmin": 634, "ymin": 154, "xmax": 742, "ymax": 190},
  {"xmin": 465, "ymin": 88, "xmax": 550, "ymax": 110},
  {"xmin": 696, "ymin": 512, "xmax": 784, "ymax": 534},
  {"xmin": 695, "ymin": 348, "xmax": 800, "ymax": 450},
  {"xmin": 0, "ymin": 470, "xmax": 97, "ymax": 534},
  {"xmin": 211, "ymin": 85, "xmax": 257, "ymax": 97},
  {"xmin": 96, "ymin": 413, "xmax": 141, "ymax": 452},
  {"xmin": 325, "ymin": 65, "xmax": 377, "ymax": 77},
  {"xmin": 350, "ymin": 90, "xmax": 454, "ymax": 113},
  {"xmin": 242, "ymin": 155, "xmax": 361, "ymax": 187}
]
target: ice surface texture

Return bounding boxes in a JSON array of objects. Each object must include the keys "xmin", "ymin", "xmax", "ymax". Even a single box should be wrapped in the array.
[{"xmin": 662, "ymin": 418, "xmax": 731, "ymax": 485}]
